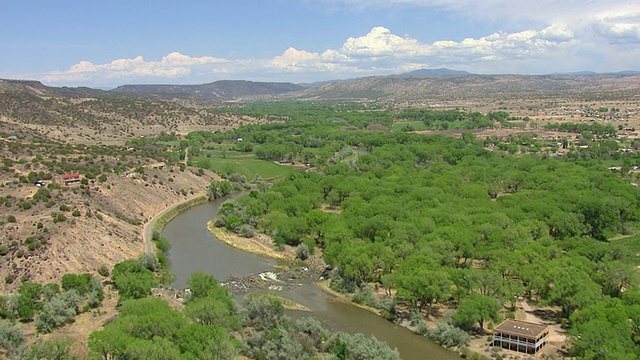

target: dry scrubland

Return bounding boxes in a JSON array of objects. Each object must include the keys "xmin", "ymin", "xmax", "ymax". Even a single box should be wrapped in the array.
[{"xmin": 0, "ymin": 163, "xmax": 218, "ymax": 293}]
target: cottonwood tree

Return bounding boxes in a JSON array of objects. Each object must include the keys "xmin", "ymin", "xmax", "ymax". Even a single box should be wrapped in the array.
[{"xmin": 453, "ymin": 294, "xmax": 501, "ymax": 332}]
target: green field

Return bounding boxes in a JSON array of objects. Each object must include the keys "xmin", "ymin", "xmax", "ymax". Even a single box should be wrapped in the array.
[
  {"xmin": 391, "ymin": 120, "xmax": 429, "ymax": 131},
  {"xmin": 193, "ymin": 156, "xmax": 298, "ymax": 180}
]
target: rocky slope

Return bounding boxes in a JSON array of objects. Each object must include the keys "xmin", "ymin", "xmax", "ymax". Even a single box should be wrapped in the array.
[{"xmin": 0, "ymin": 164, "xmax": 219, "ymax": 293}]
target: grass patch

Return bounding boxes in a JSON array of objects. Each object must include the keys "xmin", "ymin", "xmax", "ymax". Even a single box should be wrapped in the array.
[
  {"xmin": 200, "ymin": 149, "xmax": 253, "ymax": 159},
  {"xmin": 391, "ymin": 121, "xmax": 429, "ymax": 131},
  {"xmin": 193, "ymin": 157, "xmax": 297, "ymax": 180}
]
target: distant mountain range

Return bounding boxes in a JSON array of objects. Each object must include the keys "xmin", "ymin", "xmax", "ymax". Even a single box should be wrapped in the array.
[
  {"xmin": 111, "ymin": 80, "xmax": 305, "ymax": 101},
  {"xmin": 0, "ymin": 79, "xmax": 305, "ymax": 102},
  {"xmin": 399, "ymin": 68, "xmax": 475, "ymax": 76},
  {"xmin": 2, "ymin": 69, "xmax": 640, "ymax": 104},
  {"xmin": 551, "ymin": 70, "xmax": 640, "ymax": 76},
  {"xmin": 284, "ymin": 73, "xmax": 640, "ymax": 101}
]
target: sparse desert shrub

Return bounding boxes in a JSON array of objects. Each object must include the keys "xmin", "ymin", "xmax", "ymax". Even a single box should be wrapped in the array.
[
  {"xmin": 138, "ymin": 252, "xmax": 161, "ymax": 272},
  {"xmin": 327, "ymin": 331, "xmax": 400, "ymax": 360},
  {"xmin": 377, "ymin": 296, "xmax": 397, "ymax": 321},
  {"xmin": 97, "ymin": 266, "xmax": 109, "ymax": 277},
  {"xmin": 240, "ymin": 224, "xmax": 255, "ymax": 238},
  {"xmin": 296, "ymin": 243, "xmax": 310, "ymax": 261},
  {"xmin": 241, "ymin": 296, "xmax": 285, "ymax": 331},
  {"xmin": 294, "ymin": 317, "xmax": 329, "ymax": 349},
  {"xmin": 0, "ymin": 320, "xmax": 23, "ymax": 351},
  {"xmin": 35, "ymin": 291, "xmax": 81, "ymax": 333},
  {"xmin": 6, "ymin": 215, "xmax": 16, "ymax": 223},
  {"xmin": 18, "ymin": 201, "xmax": 31, "ymax": 210},
  {"xmin": 329, "ymin": 268, "xmax": 357, "ymax": 293},
  {"xmin": 51, "ymin": 213, "xmax": 66, "ymax": 223},
  {"xmin": 352, "ymin": 283, "xmax": 376, "ymax": 307},
  {"xmin": 427, "ymin": 321, "xmax": 470, "ymax": 348}
]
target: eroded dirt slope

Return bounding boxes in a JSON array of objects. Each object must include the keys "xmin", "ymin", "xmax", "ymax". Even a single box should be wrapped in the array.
[{"xmin": 0, "ymin": 165, "xmax": 219, "ymax": 293}]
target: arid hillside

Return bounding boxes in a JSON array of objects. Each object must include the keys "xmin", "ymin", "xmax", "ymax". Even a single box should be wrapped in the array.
[
  {"xmin": 0, "ymin": 79, "xmax": 288, "ymax": 145},
  {"xmin": 111, "ymin": 80, "xmax": 305, "ymax": 100},
  {"xmin": 0, "ymin": 138, "xmax": 220, "ymax": 292},
  {"xmin": 287, "ymin": 74, "xmax": 640, "ymax": 101}
]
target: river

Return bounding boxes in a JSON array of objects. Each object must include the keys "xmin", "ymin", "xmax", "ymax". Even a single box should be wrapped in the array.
[{"xmin": 164, "ymin": 195, "xmax": 461, "ymax": 360}]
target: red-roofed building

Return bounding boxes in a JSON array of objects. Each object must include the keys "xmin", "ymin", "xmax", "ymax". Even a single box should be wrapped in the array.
[{"xmin": 62, "ymin": 173, "xmax": 81, "ymax": 184}]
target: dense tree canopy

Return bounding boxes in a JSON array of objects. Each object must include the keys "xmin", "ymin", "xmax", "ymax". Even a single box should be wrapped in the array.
[{"xmin": 203, "ymin": 101, "xmax": 640, "ymax": 357}]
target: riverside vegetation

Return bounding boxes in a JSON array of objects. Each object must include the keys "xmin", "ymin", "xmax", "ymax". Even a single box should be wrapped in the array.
[
  {"xmin": 205, "ymin": 102, "xmax": 640, "ymax": 358},
  {"xmin": 1, "ymin": 101, "xmax": 640, "ymax": 359}
]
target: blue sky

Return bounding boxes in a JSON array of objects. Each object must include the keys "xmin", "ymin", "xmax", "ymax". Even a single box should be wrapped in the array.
[{"xmin": 1, "ymin": 0, "xmax": 639, "ymax": 88}]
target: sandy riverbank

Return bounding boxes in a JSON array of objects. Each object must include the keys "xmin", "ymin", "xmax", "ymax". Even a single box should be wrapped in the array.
[{"xmin": 207, "ymin": 222, "xmax": 293, "ymax": 260}]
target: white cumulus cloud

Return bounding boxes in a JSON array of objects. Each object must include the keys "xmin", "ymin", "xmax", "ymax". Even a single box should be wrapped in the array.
[
  {"xmin": 341, "ymin": 26, "xmax": 425, "ymax": 57},
  {"xmin": 39, "ymin": 20, "xmax": 636, "ymax": 87}
]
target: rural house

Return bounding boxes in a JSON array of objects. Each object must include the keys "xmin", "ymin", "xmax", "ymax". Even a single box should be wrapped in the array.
[
  {"xmin": 492, "ymin": 319, "xmax": 549, "ymax": 355},
  {"xmin": 62, "ymin": 173, "xmax": 81, "ymax": 184}
]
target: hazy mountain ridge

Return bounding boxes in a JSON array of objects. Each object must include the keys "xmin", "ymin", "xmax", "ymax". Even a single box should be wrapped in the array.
[
  {"xmin": 111, "ymin": 80, "xmax": 306, "ymax": 100},
  {"xmin": 287, "ymin": 74, "xmax": 640, "ymax": 101},
  {"xmin": 0, "ymin": 79, "xmax": 121, "ymax": 99},
  {"xmin": 3, "ymin": 70, "xmax": 640, "ymax": 104},
  {"xmin": 399, "ymin": 68, "xmax": 475, "ymax": 76}
]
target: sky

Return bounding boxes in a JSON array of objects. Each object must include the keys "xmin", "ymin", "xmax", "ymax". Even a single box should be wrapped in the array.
[{"xmin": 1, "ymin": 0, "xmax": 639, "ymax": 88}]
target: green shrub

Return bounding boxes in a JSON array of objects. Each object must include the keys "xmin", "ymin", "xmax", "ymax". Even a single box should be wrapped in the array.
[
  {"xmin": 327, "ymin": 331, "xmax": 400, "ymax": 360},
  {"xmin": 240, "ymin": 224, "xmax": 255, "ymax": 238},
  {"xmin": 97, "ymin": 266, "xmax": 110, "ymax": 277},
  {"xmin": 6, "ymin": 215, "xmax": 16, "ymax": 223},
  {"xmin": 52, "ymin": 213, "xmax": 66, "ymax": 223},
  {"xmin": 296, "ymin": 243, "xmax": 310, "ymax": 261},
  {"xmin": 0, "ymin": 321, "xmax": 23, "ymax": 351},
  {"xmin": 18, "ymin": 201, "xmax": 31, "ymax": 210},
  {"xmin": 35, "ymin": 290, "xmax": 81, "ymax": 333},
  {"xmin": 153, "ymin": 235, "xmax": 171, "ymax": 254},
  {"xmin": 427, "ymin": 321, "xmax": 470, "ymax": 348},
  {"xmin": 225, "ymin": 216, "xmax": 242, "ymax": 232},
  {"xmin": 352, "ymin": 283, "xmax": 376, "ymax": 307},
  {"xmin": 302, "ymin": 238, "xmax": 315, "ymax": 256},
  {"xmin": 138, "ymin": 253, "xmax": 161, "ymax": 272}
]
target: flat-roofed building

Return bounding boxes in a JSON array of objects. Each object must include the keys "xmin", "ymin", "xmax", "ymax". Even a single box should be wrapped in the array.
[{"xmin": 492, "ymin": 319, "xmax": 549, "ymax": 354}]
